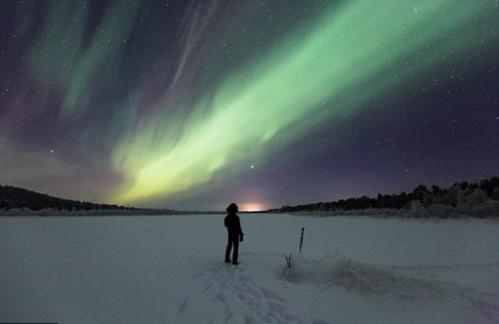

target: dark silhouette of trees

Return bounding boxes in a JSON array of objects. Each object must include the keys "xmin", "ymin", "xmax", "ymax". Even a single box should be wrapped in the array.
[
  {"xmin": 480, "ymin": 177, "xmax": 499, "ymax": 196},
  {"xmin": 0, "ymin": 185, "xmax": 136, "ymax": 212},
  {"xmin": 274, "ymin": 176, "xmax": 499, "ymax": 217}
]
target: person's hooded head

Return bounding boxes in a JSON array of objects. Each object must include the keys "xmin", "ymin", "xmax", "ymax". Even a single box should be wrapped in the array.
[{"xmin": 226, "ymin": 203, "xmax": 238, "ymax": 215}]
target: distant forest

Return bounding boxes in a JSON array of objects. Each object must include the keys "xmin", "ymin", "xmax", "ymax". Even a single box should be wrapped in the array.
[
  {"xmin": 271, "ymin": 176, "xmax": 499, "ymax": 217},
  {"xmin": 0, "ymin": 185, "xmax": 136, "ymax": 212},
  {"xmin": 3, "ymin": 176, "xmax": 499, "ymax": 217}
]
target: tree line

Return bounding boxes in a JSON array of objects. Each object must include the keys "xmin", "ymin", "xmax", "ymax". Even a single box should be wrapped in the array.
[
  {"xmin": 272, "ymin": 176, "xmax": 499, "ymax": 215},
  {"xmin": 0, "ymin": 185, "xmax": 136, "ymax": 212}
]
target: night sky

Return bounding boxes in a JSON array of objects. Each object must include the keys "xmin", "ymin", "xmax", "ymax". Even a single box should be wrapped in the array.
[{"xmin": 1, "ymin": 1, "xmax": 498, "ymax": 211}]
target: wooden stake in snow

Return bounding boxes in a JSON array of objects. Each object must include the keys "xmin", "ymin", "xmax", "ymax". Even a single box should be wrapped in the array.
[{"xmin": 299, "ymin": 227, "xmax": 304, "ymax": 254}]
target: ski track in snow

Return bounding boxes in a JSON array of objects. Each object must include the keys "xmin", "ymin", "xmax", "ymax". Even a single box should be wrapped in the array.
[
  {"xmin": 196, "ymin": 261, "xmax": 308, "ymax": 324},
  {"xmin": 382, "ymin": 262, "xmax": 499, "ymax": 321}
]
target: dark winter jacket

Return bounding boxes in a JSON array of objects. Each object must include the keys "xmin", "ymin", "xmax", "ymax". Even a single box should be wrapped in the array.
[{"xmin": 224, "ymin": 213, "xmax": 243, "ymax": 237}]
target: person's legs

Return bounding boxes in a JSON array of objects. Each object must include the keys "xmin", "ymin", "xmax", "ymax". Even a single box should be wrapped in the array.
[
  {"xmin": 225, "ymin": 235, "xmax": 232, "ymax": 262},
  {"xmin": 232, "ymin": 237, "xmax": 239, "ymax": 264}
]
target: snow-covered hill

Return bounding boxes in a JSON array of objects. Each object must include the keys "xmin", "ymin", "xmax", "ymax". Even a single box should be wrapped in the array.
[{"xmin": 1, "ymin": 214, "xmax": 498, "ymax": 323}]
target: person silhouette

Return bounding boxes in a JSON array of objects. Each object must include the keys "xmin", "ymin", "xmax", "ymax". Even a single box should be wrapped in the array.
[{"xmin": 224, "ymin": 203, "xmax": 244, "ymax": 265}]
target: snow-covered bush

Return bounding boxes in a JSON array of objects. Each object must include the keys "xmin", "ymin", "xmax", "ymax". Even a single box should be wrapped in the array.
[{"xmin": 280, "ymin": 253, "xmax": 450, "ymax": 299}]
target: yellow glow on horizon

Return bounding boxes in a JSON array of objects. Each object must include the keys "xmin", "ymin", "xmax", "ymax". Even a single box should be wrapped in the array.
[{"xmin": 240, "ymin": 203, "xmax": 266, "ymax": 212}]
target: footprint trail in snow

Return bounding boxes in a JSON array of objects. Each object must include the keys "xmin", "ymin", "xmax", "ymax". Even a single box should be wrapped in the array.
[{"xmin": 197, "ymin": 260, "xmax": 306, "ymax": 323}]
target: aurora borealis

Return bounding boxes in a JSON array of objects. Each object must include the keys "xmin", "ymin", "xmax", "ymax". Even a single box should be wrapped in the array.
[{"xmin": 1, "ymin": 1, "xmax": 499, "ymax": 211}]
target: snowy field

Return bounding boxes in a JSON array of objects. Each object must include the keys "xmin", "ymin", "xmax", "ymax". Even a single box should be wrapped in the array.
[{"xmin": 1, "ymin": 214, "xmax": 499, "ymax": 323}]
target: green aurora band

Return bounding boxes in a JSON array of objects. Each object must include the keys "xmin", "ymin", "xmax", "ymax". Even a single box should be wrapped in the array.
[{"xmin": 111, "ymin": 1, "xmax": 498, "ymax": 204}]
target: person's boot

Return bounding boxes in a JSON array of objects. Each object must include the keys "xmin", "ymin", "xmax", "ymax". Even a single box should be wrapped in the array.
[
  {"xmin": 225, "ymin": 258, "xmax": 231, "ymax": 263},
  {"xmin": 232, "ymin": 261, "xmax": 239, "ymax": 265}
]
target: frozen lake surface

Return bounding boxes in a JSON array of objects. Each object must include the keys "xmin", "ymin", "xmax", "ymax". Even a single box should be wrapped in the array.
[{"xmin": 1, "ymin": 214, "xmax": 499, "ymax": 323}]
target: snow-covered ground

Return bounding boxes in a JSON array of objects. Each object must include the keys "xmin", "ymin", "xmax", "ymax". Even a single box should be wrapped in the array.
[{"xmin": 1, "ymin": 214, "xmax": 498, "ymax": 323}]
